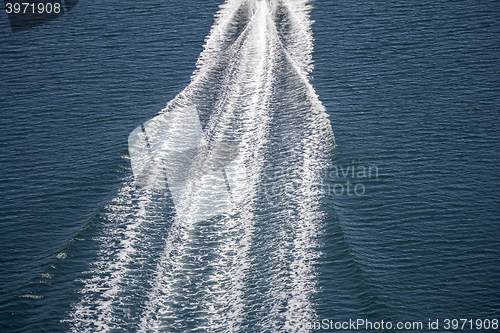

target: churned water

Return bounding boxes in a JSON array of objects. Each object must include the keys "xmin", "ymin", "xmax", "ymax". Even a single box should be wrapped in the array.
[{"xmin": 0, "ymin": 0, "xmax": 499, "ymax": 332}]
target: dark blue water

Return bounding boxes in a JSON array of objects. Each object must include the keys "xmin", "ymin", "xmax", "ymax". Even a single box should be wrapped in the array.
[
  {"xmin": 1, "ymin": 0, "xmax": 499, "ymax": 332},
  {"xmin": 312, "ymin": 0, "xmax": 500, "ymax": 326}
]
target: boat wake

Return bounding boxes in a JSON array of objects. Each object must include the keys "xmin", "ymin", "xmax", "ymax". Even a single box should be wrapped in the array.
[{"xmin": 67, "ymin": 0, "xmax": 334, "ymax": 331}]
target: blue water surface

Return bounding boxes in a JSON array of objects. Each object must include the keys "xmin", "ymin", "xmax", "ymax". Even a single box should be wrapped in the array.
[{"xmin": 0, "ymin": 0, "xmax": 499, "ymax": 332}]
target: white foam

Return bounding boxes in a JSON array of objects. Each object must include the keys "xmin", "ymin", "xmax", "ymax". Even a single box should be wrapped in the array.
[
  {"xmin": 67, "ymin": 182, "xmax": 153, "ymax": 332},
  {"xmin": 68, "ymin": 0, "xmax": 333, "ymax": 331},
  {"xmin": 138, "ymin": 1, "xmax": 275, "ymax": 331}
]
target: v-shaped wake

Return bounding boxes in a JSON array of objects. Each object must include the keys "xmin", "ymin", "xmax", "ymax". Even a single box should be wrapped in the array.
[{"xmin": 68, "ymin": 1, "xmax": 334, "ymax": 332}]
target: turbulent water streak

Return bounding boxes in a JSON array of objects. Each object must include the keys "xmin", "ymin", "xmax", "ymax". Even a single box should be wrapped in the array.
[
  {"xmin": 67, "ymin": 181, "xmax": 173, "ymax": 332},
  {"xmin": 68, "ymin": 0, "xmax": 333, "ymax": 331}
]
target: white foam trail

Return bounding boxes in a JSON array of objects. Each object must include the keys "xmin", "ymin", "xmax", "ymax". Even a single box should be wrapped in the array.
[
  {"xmin": 279, "ymin": 1, "xmax": 333, "ymax": 331},
  {"xmin": 67, "ymin": 180, "xmax": 156, "ymax": 332},
  {"xmin": 139, "ymin": 1, "xmax": 276, "ymax": 331},
  {"xmin": 282, "ymin": 147, "xmax": 326, "ymax": 332},
  {"xmin": 68, "ymin": 0, "xmax": 333, "ymax": 331},
  {"xmin": 202, "ymin": 2, "xmax": 276, "ymax": 331}
]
